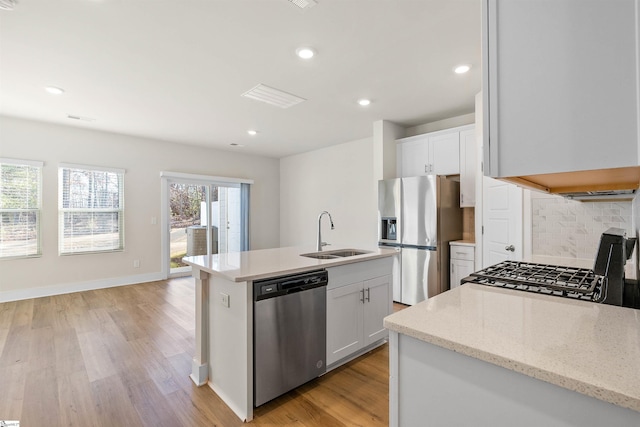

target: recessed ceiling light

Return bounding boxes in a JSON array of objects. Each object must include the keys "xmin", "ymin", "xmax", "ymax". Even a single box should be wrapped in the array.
[
  {"xmin": 296, "ymin": 47, "xmax": 315, "ymax": 59},
  {"xmin": 45, "ymin": 86, "xmax": 65, "ymax": 95},
  {"xmin": 454, "ymin": 65, "xmax": 471, "ymax": 74},
  {"xmin": 247, "ymin": 130, "xmax": 258, "ymax": 136},
  {"xmin": 358, "ymin": 99, "xmax": 371, "ymax": 107}
]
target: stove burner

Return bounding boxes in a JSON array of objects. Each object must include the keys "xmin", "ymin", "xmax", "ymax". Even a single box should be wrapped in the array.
[{"xmin": 462, "ymin": 261, "xmax": 605, "ymax": 302}]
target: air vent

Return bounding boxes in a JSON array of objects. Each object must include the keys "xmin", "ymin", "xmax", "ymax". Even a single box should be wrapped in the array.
[
  {"xmin": 0, "ymin": 0, "xmax": 17, "ymax": 11},
  {"xmin": 287, "ymin": 0, "xmax": 317, "ymax": 10},
  {"xmin": 241, "ymin": 84, "xmax": 306, "ymax": 109},
  {"xmin": 67, "ymin": 114, "xmax": 96, "ymax": 122}
]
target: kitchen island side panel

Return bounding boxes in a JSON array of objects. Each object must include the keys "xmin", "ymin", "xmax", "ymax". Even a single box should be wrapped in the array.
[
  {"xmin": 207, "ymin": 276, "xmax": 253, "ymax": 422},
  {"xmin": 394, "ymin": 333, "xmax": 640, "ymax": 427}
]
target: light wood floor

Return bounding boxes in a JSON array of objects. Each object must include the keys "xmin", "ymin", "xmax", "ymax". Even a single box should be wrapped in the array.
[{"xmin": 0, "ymin": 278, "xmax": 404, "ymax": 426}]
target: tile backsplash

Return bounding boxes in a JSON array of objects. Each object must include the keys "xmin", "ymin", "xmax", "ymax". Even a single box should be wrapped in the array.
[{"xmin": 531, "ymin": 193, "xmax": 632, "ymax": 259}]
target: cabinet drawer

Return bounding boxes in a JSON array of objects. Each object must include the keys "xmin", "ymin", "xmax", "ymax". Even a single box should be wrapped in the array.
[{"xmin": 449, "ymin": 245, "xmax": 474, "ymax": 261}]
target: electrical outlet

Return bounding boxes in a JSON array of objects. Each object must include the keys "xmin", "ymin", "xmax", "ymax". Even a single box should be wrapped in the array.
[
  {"xmin": 221, "ymin": 293, "xmax": 230, "ymax": 308},
  {"xmin": 151, "ymin": 216, "xmax": 157, "ymax": 225},
  {"xmin": 133, "ymin": 260, "xmax": 140, "ymax": 268}
]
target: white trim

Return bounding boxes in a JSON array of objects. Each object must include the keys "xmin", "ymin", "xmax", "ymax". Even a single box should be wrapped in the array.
[
  {"xmin": 59, "ymin": 162, "xmax": 125, "ymax": 174},
  {"xmin": 0, "ymin": 158, "xmax": 44, "ymax": 167},
  {"xmin": 160, "ymin": 171, "xmax": 254, "ymax": 185},
  {"xmin": 190, "ymin": 361, "xmax": 208, "ymax": 386},
  {"xmin": 0, "ymin": 272, "xmax": 164, "ymax": 303},
  {"xmin": 161, "ymin": 177, "xmax": 169, "ymax": 279}
]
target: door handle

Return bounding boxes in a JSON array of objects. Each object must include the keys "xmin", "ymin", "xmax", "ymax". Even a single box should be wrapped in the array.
[
  {"xmin": 360, "ymin": 289, "xmax": 365, "ymax": 304},
  {"xmin": 365, "ymin": 288, "xmax": 370, "ymax": 303},
  {"xmin": 505, "ymin": 245, "xmax": 515, "ymax": 252}
]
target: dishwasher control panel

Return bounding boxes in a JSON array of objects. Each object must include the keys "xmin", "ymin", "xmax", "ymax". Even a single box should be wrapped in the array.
[{"xmin": 253, "ymin": 269, "xmax": 328, "ymax": 301}]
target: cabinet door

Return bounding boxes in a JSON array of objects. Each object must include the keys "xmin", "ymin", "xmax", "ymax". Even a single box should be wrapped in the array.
[
  {"xmin": 459, "ymin": 129, "xmax": 476, "ymax": 207},
  {"xmin": 450, "ymin": 260, "xmax": 460, "ymax": 290},
  {"xmin": 326, "ymin": 282, "xmax": 364, "ymax": 366},
  {"xmin": 363, "ymin": 275, "xmax": 391, "ymax": 347},
  {"xmin": 484, "ymin": 0, "xmax": 639, "ymax": 177},
  {"xmin": 429, "ymin": 132, "xmax": 460, "ymax": 175},
  {"xmin": 451, "ymin": 259, "xmax": 475, "ymax": 289},
  {"xmin": 397, "ymin": 136, "xmax": 429, "ymax": 177}
]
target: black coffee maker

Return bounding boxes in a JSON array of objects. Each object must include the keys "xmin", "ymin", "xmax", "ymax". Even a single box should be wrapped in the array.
[{"xmin": 593, "ymin": 227, "xmax": 638, "ymax": 307}]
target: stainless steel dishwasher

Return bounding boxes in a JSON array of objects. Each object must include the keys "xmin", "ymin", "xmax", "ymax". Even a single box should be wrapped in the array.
[{"xmin": 253, "ymin": 269, "xmax": 327, "ymax": 407}]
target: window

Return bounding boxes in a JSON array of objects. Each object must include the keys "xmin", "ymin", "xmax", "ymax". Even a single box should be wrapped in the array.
[
  {"xmin": 59, "ymin": 164, "xmax": 124, "ymax": 254},
  {"xmin": 0, "ymin": 158, "xmax": 43, "ymax": 259}
]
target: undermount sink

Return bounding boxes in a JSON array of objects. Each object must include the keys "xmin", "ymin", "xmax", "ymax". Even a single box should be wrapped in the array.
[{"xmin": 300, "ymin": 249, "xmax": 372, "ymax": 259}]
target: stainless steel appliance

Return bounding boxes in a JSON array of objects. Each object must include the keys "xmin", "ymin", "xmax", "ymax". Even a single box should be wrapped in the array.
[
  {"xmin": 462, "ymin": 228, "xmax": 639, "ymax": 308},
  {"xmin": 253, "ymin": 270, "xmax": 327, "ymax": 407},
  {"xmin": 378, "ymin": 175, "xmax": 463, "ymax": 305}
]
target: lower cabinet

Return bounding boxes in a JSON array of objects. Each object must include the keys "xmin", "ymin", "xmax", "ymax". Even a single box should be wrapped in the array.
[
  {"xmin": 326, "ymin": 274, "xmax": 391, "ymax": 366},
  {"xmin": 449, "ymin": 243, "xmax": 475, "ymax": 290}
]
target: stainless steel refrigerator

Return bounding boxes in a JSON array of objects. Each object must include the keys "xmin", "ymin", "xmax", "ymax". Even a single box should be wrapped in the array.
[{"xmin": 378, "ymin": 175, "xmax": 463, "ymax": 305}]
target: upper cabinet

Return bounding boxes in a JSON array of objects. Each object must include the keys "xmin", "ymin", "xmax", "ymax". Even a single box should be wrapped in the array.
[
  {"xmin": 483, "ymin": 0, "xmax": 640, "ymax": 184},
  {"xmin": 397, "ymin": 125, "xmax": 473, "ymax": 178}
]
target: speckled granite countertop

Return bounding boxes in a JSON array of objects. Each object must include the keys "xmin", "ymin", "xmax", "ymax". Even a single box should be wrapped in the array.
[{"xmin": 384, "ymin": 284, "xmax": 640, "ymax": 413}]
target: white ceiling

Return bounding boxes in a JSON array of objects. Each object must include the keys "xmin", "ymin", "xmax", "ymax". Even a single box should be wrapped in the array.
[{"xmin": 0, "ymin": 0, "xmax": 481, "ymax": 158}]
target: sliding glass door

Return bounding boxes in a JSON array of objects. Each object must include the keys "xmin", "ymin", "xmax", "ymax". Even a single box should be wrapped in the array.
[{"xmin": 162, "ymin": 173, "xmax": 250, "ymax": 277}]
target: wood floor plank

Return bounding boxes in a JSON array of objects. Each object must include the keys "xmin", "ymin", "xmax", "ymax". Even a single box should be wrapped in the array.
[
  {"xmin": 90, "ymin": 375, "xmax": 143, "ymax": 427},
  {"xmin": 0, "ymin": 362, "xmax": 27, "ymax": 420},
  {"xmin": 26, "ymin": 325, "xmax": 55, "ymax": 373},
  {"xmin": 54, "ymin": 327, "xmax": 87, "ymax": 376},
  {"xmin": 31, "ymin": 295, "xmax": 54, "ymax": 329},
  {"xmin": 20, "ymin": 366, "xmax": 60, "ymax": 427},
  {"xmin": 58, "ymin": 370, "xmax": 101, "ymax": 427},
  {"xmin": 0, "ymin": 324, "xmax": 31, "ymax": 367},
  {"xmin": 129, "ymin": 380, "xmax": 183, "ymax": 427},
  {"xmin": 77, "ymin": 330, "xmax": 119, "ymax": 383}
]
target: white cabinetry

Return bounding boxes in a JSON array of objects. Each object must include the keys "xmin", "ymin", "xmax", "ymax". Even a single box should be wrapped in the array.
[
  {"xmin": 326, "ymin": 259, "xmax": 392, "ymax": 367},
  {"xmin": 459, "ymin": 129, "xmax": 477, "ymax": 207},
  {"xmin": 397, "ymin": 126, "xmax": 470, "ymax": 177},
  {"xmin": 483, "ymin": 0, "xmax": 640, "ymax": 178},
  {"xmin": 449, "ymin": 242, "xmax": 475, "ymax": 290}
]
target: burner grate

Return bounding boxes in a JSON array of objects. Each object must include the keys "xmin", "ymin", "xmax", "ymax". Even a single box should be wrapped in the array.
[{"xmin": 465, "ymin": 261, "xmax": 605, "ymax": 301}]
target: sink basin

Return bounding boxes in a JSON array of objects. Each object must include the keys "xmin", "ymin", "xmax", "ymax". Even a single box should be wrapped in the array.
[
  {"xmin": 300, "ymin": 249, "xmax": 372, "ymax": 259},
  {"xmin": 328, "ymin": 249, "xmax": 371, "ymax": 257}
]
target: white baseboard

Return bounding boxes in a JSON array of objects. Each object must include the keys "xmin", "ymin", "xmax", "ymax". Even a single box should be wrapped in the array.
[{"xmin": 0, "ymin": 272, "xmax": 165, "ymax": 303}]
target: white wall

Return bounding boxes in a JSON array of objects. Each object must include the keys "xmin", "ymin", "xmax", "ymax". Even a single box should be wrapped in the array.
[
  {"xmin": 0, "ymin": 116, "xmax": 280, "ymax": 300},
  {"xmin": 405, "ymin": 113, "xmax": 475, "ymax": 137},
  {"xmin": 279, "ymin": 137, "xmax": 377, "ymax": 249}
]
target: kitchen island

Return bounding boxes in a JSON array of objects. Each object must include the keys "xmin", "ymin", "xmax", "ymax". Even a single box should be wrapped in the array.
[
  {"xmin": 384, "ymin": 284, "xmax": 640, "ymax": 426},
  {"xmin": 183, "ymin": 245, "xmax": 396, "ymax": 422}
]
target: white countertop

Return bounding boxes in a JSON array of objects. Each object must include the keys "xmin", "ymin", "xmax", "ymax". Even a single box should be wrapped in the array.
[
  {"xmin": 449, "ymin": 240, "xmax": 476, "ymax": 247},
  {"xmin": 183, "ymin": 245, "xmax": 398, "ymax": 282},
  {"xmin": 384, "ymin": 284, "xmax": 640, "ymax": 413}
]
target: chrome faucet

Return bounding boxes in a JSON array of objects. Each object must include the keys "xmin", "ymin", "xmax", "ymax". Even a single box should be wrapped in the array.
[{"xmin": 317, "ymin": 211, "xmax": 335, "ymax": 251}]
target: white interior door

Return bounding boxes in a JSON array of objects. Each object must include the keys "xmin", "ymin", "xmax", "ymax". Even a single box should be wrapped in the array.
[{"xmin": 482, "ymin": 176, "xmax": 523, "ymax": 267}]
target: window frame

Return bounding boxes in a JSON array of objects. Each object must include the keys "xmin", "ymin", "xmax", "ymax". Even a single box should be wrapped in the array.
[
  {"xmin": 0, "ymin": 158, "xmax": 43, "ymax": 260},
  {"xmin": 58, "ymin": 163, "xmax": 125, "ymax": 255}
]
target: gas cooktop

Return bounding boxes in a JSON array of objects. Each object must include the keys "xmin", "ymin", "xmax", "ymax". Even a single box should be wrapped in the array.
[{"xmin": 461, "ymin": 260, "xmax": 605, "ymax": 302}]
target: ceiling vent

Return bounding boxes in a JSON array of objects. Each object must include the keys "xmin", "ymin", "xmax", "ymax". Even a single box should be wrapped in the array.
[
  {"xmin": 241, "ymin": 84, "xmax": 306, "ymax": 109},
  {"xmin": 287, "ymin": 0, "xmax": 317, "ymax": 10},
  {"xmin": 67, "ymin": 114, "xmax": 96, "ymax": 122},
  {"xmin": 0, "ymin": 0, "xmax": 18, "ymax": 11}
]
